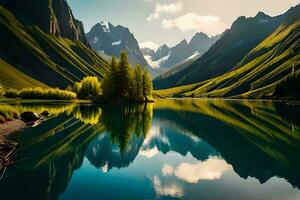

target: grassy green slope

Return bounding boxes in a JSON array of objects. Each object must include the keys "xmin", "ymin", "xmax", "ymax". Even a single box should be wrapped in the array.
[
  {"xmin": 0, "ymin": 58, "xmax": 47, "ymax": 89},
  {"xmin": 156, "ymin": 19, "xmax": 300, "ymax": 100},
  {"xmin": 0, "ymin": 5, "xmax": 108, "ymax": 89}
]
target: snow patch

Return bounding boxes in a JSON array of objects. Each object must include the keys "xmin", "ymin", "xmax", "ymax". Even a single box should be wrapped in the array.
[
  {"xmin": 144, "ymin": 54, "xmax": 170, "ymax": 69},
  {"xmin": 112, "ymin": 40, "xmax": 122, "ymax": 46},
  {"xmin": 93, "ymin": 36, "xmax": 99, "ymax": 44},
  {"xmin": 186, "ymin": 51, "xmax": 200, "ymax": 61},
  {"xmin": 100, "ymin": 21, "xmax": 110, "ymax": 32},
  {"xmin": 259, "ymin": 19, "xmax": 269, "ymax": 23}
]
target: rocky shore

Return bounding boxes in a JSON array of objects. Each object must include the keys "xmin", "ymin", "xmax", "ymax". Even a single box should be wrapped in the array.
[{"xmin": 0, "ymin": 111, "xmax": 49, "ymax": 173}]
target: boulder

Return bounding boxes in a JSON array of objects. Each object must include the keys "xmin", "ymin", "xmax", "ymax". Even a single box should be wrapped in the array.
[
  {"xmin": 41, "ymin": 111, "xmax": 50, "ymax": 117},
  {"xmin": 21, "ymin": 112, "xmax": 40, "ymax": 122}
]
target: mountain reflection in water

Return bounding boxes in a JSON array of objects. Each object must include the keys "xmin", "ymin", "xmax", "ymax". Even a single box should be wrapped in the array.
[{"xmin": 0, "ymin": 99, "xmax": 299, "ymax": 200}]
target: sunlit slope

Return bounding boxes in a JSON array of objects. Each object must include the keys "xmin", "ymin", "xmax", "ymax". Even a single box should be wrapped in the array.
[
  {"xmin": 0, "ymin": 58, "xmax": 47, "ymax": 89},
  {"xmin": 156, "ymin": 19, "xmax": 300, "ymax": 99},
  {"xmin": 0, "ymin": 6, "xmax": 108, "ymax": 89}
]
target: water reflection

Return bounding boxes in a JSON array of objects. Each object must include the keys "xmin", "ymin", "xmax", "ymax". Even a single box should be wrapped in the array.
[
  {"xmin": 0, "ymin": 99, "xmax": 299, "ymax": 200},
  {"xmin": 86, "ymin": 104, "xmax": 153, "ymax": 170}
]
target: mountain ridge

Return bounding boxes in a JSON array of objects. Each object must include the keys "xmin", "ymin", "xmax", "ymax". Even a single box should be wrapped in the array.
[
  {"xmin": 143, "ymin": 32, "xmax": 219, "ymax": 71},
  {"xmin": 86, "ymin": 21, "xmax": 158, "ymax": 75},
  {"xmin": 155, "ymin": 5, "xmax": 300, "ymax": 100},
  {"xmin": 153, "ymin": 8, "xmax": 288, "ymax": 89}
]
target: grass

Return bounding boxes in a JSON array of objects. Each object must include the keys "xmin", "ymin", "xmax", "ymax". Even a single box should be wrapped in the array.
[
  {"xmin": 155, "ymin": 19, "xmax": 300, "ymax": 100},
  {"xmin": 0, "ymin": 105, "xmax": 20, "ymax": 123},
  {"xmin": 0, "ymin": 59, "xmax": 48, "ymax": 90}
]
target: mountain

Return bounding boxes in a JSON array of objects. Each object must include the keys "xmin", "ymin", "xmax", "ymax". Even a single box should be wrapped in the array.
[
  {"xmin": 154, "ymin": 54, "xmax": 201, "ymax": 81},
  {"xmin": 162, "ymin": 39, "xmax": 191, "ymax": 69},
  {"xmin": 86, "ymin": 22, "xmax": 156, "ymax": 75},
  {"xmin": 0, "ymin": 0, "xmax": 108, "ymax": 89},
  {"xmin": 155, "ymin": 5, "xmax": 300, "ymax": 100},
  {"xmin": 141, "ymin": 47, "xmax": 155, "ymax": 57},
  {"xmin": 189, "ymin": 32, "xmax": 220, "ymax": 54},
  {"xmin": 153, "ymin": 11, "xmax": 283, "ymax": 89},
  {"xmin": 152, "ymin": 44, "xmax": 171, "ymax": 61},
  {"xmin": 2, "ymin": 0, "xmax": 87, "ymax": 44},
  {"xmin": 144, "ymin": 32, "xmax": 219, "ymax": 70}
]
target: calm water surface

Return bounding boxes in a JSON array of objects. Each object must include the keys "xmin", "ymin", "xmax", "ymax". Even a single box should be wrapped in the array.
[{"xmin": 0, "ymin": 99, "xmax": 300, "ymax": 200}]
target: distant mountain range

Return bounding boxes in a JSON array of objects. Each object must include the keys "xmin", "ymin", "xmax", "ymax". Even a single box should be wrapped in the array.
[
  {"xmin": 86, "ymin": 22, "xmax": 158, "ymax": 75},
  {"xmin": 142, "ymin": 32, "xmax": 220, "ymax": 70},
  {"xmin": 0, "ymin": 0, "xmax": 108, "ymax": 89},
  {"xmin": 155, "ymin": 4, "xmax": 300, "ymax": 100}
]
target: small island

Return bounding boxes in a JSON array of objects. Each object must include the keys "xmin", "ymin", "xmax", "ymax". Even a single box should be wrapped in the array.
[{"xmin": 72, "ymin": 51, "xmax": 154, "ymax": 103}]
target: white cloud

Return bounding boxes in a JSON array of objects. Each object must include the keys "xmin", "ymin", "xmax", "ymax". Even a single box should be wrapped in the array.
[
  {"xmin": 162, "ymin": 164, "xmax": 174, "ymax": 176},
  {"xmin": 161, "ymin": 12, "xmax": 226, "ymax": 35},
  {"xmin": 139, "ymin": 41, "xmax": 160, "ymax": 51},
  {"xmin": 151, "ymin": 176, "xmax": 184, "ymax": 198},
  {"xmin": 174, "ymin": 157, "xmax": 232, "ymax": 183},
  {"xmin": 147, "ymin": 1, "xmax": 183, "ymax": 21}
]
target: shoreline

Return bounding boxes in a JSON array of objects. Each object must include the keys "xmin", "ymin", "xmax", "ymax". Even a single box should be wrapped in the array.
[
  {"xmin": 1, "ymin": 97, "xmax": 300, "ymax": 103},
  {"xmin": 0, "ymin": 120, "xmax": 26, "ymax": 171},
  {"xmin": 153, "ymin": 97, "xmax": 300, "ymax": 105},
  {"xmin": 0, "ymin": 98, "xmax": 92, "ymax": 104},
  {"xmin": 0, "ymin": 119, "xmax": 27, "ymax": 136}
]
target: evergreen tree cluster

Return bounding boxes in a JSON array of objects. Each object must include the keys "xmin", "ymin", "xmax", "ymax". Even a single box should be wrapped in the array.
[{"xmin": 102, "ymin": 51, "xmax": 153, "ymax": 102}]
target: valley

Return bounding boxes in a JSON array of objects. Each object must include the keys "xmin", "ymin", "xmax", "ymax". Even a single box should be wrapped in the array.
[{"xmin": 0, "ymin": 1, "xmax": 300, "ymax": 200}]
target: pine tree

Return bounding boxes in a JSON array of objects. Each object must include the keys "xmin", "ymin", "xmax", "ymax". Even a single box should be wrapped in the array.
[
  {"xmin": 117, "ymin": 51, "xmax": 133, "ymax": 100},
  {"xmin": 142, "ymin": 69, "xmax": 153, "ymax": 101},
  {"xmin": 134, "ymin": 65, "xmax": 143, "ymax": 101},
  {"xmin": 101, "ymin": 51, "xmax": 152, "ymax": 102},
  {"xmin": 102, "ymin": 56, "xmax": 118, "ymax": 99}
]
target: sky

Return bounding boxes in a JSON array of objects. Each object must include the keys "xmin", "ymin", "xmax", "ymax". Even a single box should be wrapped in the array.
[{"xmin": 68, "ymin": 0, "xmax": 300, "ymax": 50}]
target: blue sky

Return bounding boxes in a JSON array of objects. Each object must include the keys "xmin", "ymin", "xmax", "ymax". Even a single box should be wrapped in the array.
[{"xmin": 68, "ymin": 0, "xmax": 300, "ymax": 49}]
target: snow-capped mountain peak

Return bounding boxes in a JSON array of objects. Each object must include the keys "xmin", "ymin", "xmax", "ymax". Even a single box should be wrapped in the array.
[{"xmin": 100, "ymin": 21, "xmax": 110, "ymax": 33}]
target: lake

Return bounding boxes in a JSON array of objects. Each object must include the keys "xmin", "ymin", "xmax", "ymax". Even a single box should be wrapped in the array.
[{"xmin": 0, "ymin": 99, "xmax": 300, "ymax": 200}]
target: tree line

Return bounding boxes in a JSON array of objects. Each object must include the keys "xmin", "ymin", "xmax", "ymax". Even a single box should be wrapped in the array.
[
  {"xmin": 71, "ymin": 51, "xmax": 153, "ymax": 102},
  {"xmin": 102, "ymin": 51, "xmax": 153, "ymax": 102},
  {"xmin": 0, "ymin": 51, "xmax": 153, "ymax": 102}
]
